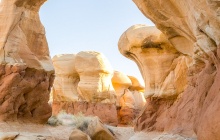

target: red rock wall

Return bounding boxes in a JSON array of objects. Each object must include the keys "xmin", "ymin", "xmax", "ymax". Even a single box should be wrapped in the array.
[
  {"xmin": 52, "ymin": 101, "xmax": 118, "ymax": 126},
  {"xmin": 0, "ymin": 64, "xmax": 54, "ymax": 123},
  {"xmin": 132, "ymin": 0, "xmax": 220, "ymax": 139}
]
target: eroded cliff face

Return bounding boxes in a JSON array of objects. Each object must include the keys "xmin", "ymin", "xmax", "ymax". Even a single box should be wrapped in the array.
[
  {"xmin": 0, "ymin": 0, "xmax": 54, "ymax": 123},
  {"xmin": 119, "ymin": 0, "xmax": 220, "ymax": 139}
]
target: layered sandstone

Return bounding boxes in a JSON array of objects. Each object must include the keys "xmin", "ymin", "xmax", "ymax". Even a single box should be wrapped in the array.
[
  {"xmin": 51, "ymin": 54, "xmax": 79, "ymax": 102},
  {"xmin": 119, "ymin": 25, "xmax": 189, "ymax": 99},
  {"xmin": 75, "ymin": 51, "xmax": 116, "ymax": 103},
  {"xmin": 0, "ymin": 0, "xmax": 54, "ymax": 123},
  {"xmin": 51, "ymin": 52, "xmax": 118, "ymax": 125},
  {"xmin": 119, "ymin": 0, "xmax": 220, "ymax": 139}
]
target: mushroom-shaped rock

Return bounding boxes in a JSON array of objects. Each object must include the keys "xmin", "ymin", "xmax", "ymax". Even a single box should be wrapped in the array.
[
  {"xmin": 51, "ymin": 54, "xmax": 79, "ymax": 102},
  {"xmin": 118, "ymin": 25, "xmax": 189, "ymax": 98},
  {"xmin": 128, "ymin": 1, "xmax": 220, "ymax": 139},
  {"xmin": 128, "ymin": 76, "xmax": 144, "ymax": 92},
  {"xmin": 75, "ymin": 51, "xmax": 116, "ymax": 103},
  {"xmin": 0, "ymin": 0, "xmax": 54, "ymax": 123},
  {"xmin": 132, "ymin": 91, "xmax": 146, "ymax": 110},
  {"xmin": 112, "ymin": 71, "xmax": 132, "ymax": 106}
]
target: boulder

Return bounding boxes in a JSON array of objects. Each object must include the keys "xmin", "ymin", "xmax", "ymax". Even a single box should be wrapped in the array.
[
  {"xmin": 86, "ymin": 117, "xmax": 115, "ymax": 140},
  {"xmin": 0, "ymin": 132, "xmax": 19, "ymax": 140},
  {"xmin": 0, "ymin": 0, "xmax": 54, "ymax": 123},
  {"xmin": 69, "ymin": 129, "xmax": 91, "ymax": 140}
]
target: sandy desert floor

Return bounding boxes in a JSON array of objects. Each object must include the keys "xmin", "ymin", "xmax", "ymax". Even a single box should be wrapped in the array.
[
  {"xmin": 0, "ymin": 122, "xmax": 197, "ymax": 140},
  {"xmin": 47, "ymin": 125, "xmax": 197, "ymax": 140}
]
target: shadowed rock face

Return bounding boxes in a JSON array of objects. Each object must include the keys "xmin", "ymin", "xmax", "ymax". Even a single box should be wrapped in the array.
[
  {"xmin": 119, "ymin": 25, "xmax": 189, "ymax": 99},
  {"xmin": 0, "ymin": 0, "xmax": 54, "ymax": 123},
  {"xmin": 125, "ymin": 0, "xmax": 220, "ymax": 139}
]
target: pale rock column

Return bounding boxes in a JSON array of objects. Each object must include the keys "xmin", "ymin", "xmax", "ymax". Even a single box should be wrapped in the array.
[
  {"xmin": 75, "ymin": 51, "xmax": 116, "ymax": 103},
  {"xmin": 51, "ymin": 54, "xmax": 79, "ymax": 102}
]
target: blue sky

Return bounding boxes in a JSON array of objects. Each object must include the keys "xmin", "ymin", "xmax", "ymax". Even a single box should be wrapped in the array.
[{"xmin": 39, "ymin": 0, "xmax": 154, "ymax": 84}]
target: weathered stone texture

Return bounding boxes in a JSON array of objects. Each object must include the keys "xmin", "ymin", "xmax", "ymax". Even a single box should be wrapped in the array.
[
  {"xmin": 118, "ymin": 0, "xmax": 220, "ymax": 139},
  {"xmin": 0, "ymin": 0, "xmax": 54, "ymax": 123}
]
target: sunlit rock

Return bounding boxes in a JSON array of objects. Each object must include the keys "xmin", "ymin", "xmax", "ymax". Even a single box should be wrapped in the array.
[
  {"xmin": 0, "ymin": 0, "xmax": 54, "ymax": 123},
  {"xmin": 51, "ymin": 54, "xmax": 79, "ymax": 102},
  {"xmin": 119, "ymin": 25, "xmax": 189, "ymax": 99},
  {"xmin": 112, "ymin": 71, "xmax": 132, "ymax": 106},
  {"xmin": 75, "ymin": 51, "xmax": 116, "ymax": 103},
  {"xmin": 121, "ymin": 0, "xmax": 220, "ymax": 139}
]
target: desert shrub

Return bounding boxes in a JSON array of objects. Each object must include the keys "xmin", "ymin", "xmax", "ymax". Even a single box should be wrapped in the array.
[
  {"xmin": 47, "ymin": 116, "xmax": 61, "ymax": 126},
  {"xmin": 47, "ymin": 110, "xmax": 92, "ymax": 129}
]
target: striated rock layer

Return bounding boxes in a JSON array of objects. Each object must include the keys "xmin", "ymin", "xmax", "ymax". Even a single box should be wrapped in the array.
[
  {"xmin": 51, "ymin": 54, "xmax": 79, "ymax": 103},
  {"xmin": 119, "ymin": 25, "xmax": 190, "ymax": 99},
  {"xmin": 51, "ymin": 52, "xmax": 118, "ymax": 125},
  {"xmin": 75, "ymin": 51, "xmax": 116, "ymax": 103},
  {"xmin": 119, "ymin": 0, "xmax": 220, "ymax": 139},
  {"xmin": 0, "ymin": 0, "xmax": 54, "ymax": 123}
]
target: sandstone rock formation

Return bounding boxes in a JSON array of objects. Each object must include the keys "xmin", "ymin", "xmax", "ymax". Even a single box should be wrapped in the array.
[
  {"xmin": 128, "ymin": 76, "xmax": 144, "ymax": 92},
  {"xmin": 128, "ymin": 76, "xmax": 146, "ymax": 110},
  {"xmin": 0, "ymin": 0, "xmax": 54, "ymax": 123},
  {"xmin": 132, "ymin": 91, "xmax": 146, "ymax": 111},
  {"xmin": 119, "ymin": 0, "xmax": 220, "ymax": 139},
  {"xmin": 51, "ymin": 54, "xmax": 79, "ymax": 102},
  {"xmin": 51, "ymin": 52, "xmax": 118, "ymax": 126},
  {"xmin": 75, "ymin": 51, "xmax": 116, "ymax": 103},
  {"xmin": 119, "ymin": 25, "xmax": 189, "ymax": 99},
  {"xmin": 112, "ymin": 71, "xmax": 132, "ymax": 106},
  {"xmin": 112, "ymin": 71, "xmax": 146, "ymax": 125}
]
